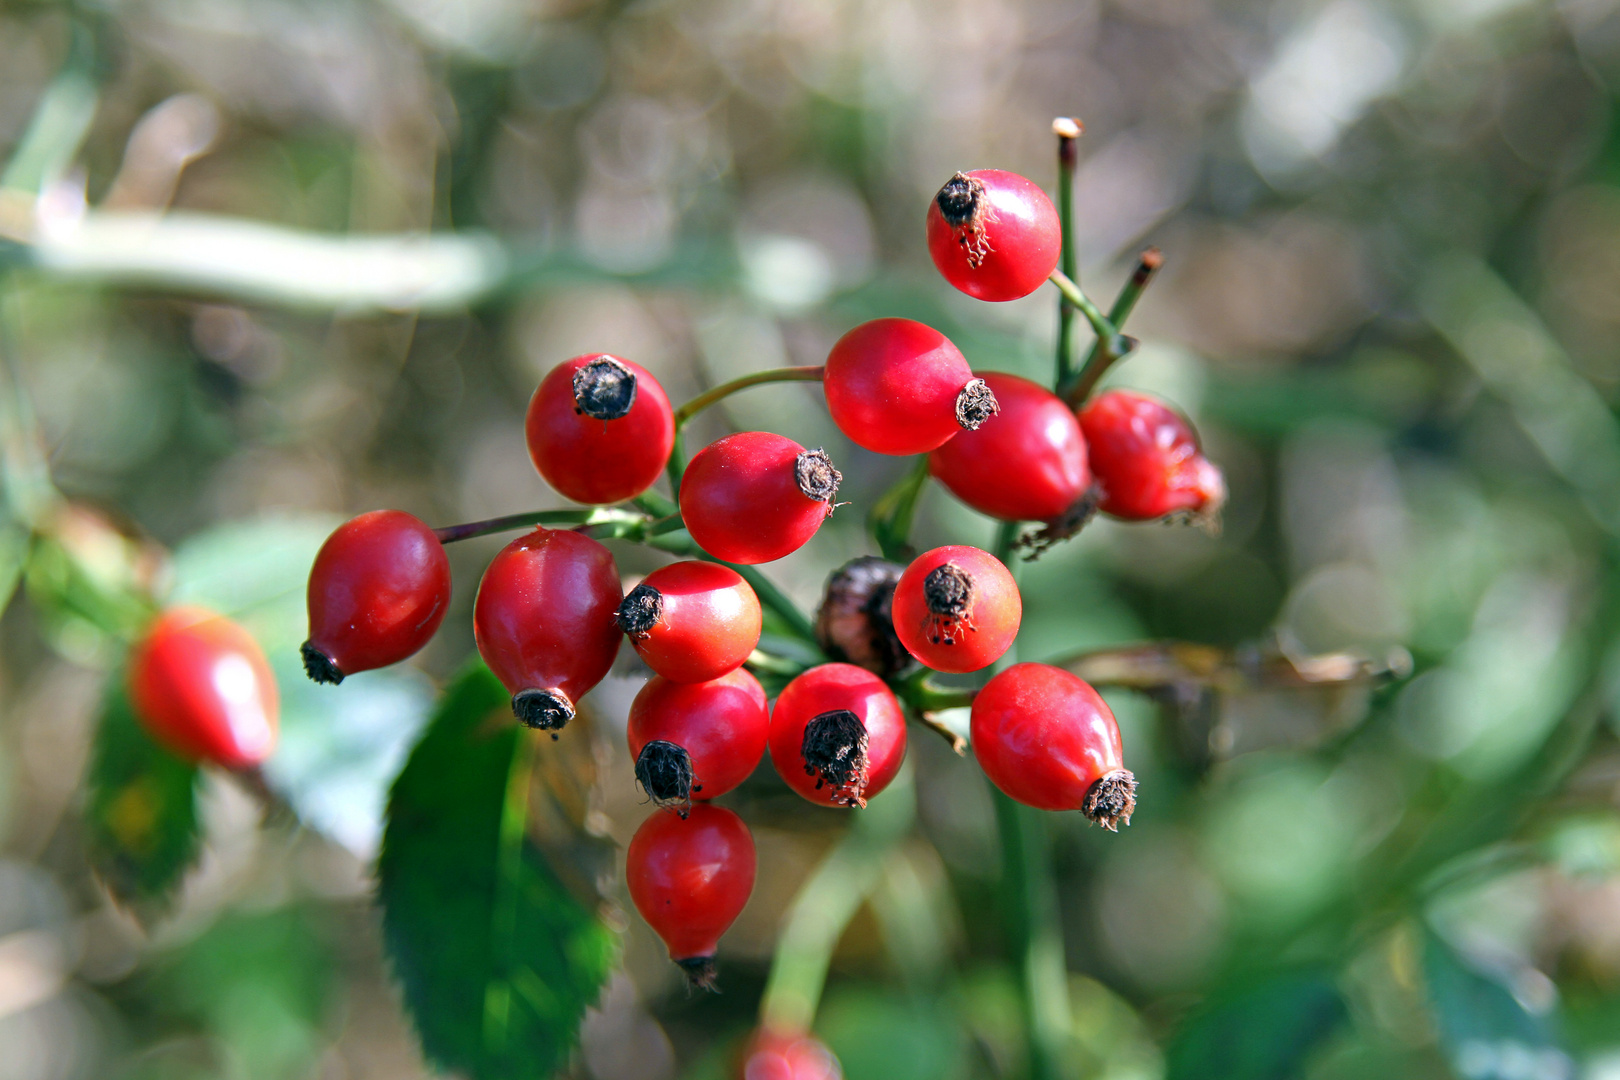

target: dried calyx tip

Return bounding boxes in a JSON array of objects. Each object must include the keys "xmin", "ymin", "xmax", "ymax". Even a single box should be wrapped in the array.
[
  {"xmin": 572, "ymin": 356, "xmax": 637, "ymax": 420},
  {"xmin": 1018, "ymin": 485, "xmax": 1101, "ymax": 560},
  {"xmin": 1082, "ymin": 769, "xmax": 1137, "ymax": 832},
  {"xmin": 923, "ymin": 563, "xmax": 975, "ymax": 618},
  {"xmin": 635, "ymin": 740, "xmax": 696, "ymax": 814},
  {"xmin": 794, "ymin": 448, "xmax": 842, "ymax": 503},
  {"xmin": 935, "ymin": 171, "xmax": 986, "ymax": 229},
  {"xmin": 955, "ymin": 379, "xmax": 1000, "ymax": 430},
  {"xmin": 300, "ymin": 641, "xmax": 344, "ymax": 685},
  {"xmin": 616, "ymin": 583, "xmax": 664, "ymax": 638},
  {"xmin": 802, "ymin": 709, "xmax": 870, "ymax": 808},
  {"xmin": 675, "ymin": 956, "xmax": 719, "ymax": 992},
  {"xmin": 512, "ymin": 688, "xmax": 575, "ymax": 735}
]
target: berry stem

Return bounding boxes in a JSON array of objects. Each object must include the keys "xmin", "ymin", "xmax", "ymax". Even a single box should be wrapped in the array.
[
  {"xmin": 432, "ymin": 507, "xmax": 644, "ymax": 544},
  {"xmin": 665, "ymin": 428, "xmax": 686, "ymax": 493},
  {"xmin": 1063, "ymin": 248, "xmax": 1164, "ymax": 405},
  {"xmin": 672, "ymin": 366, "xmax": 825, "ymax": 427},
  {"xmin": 867, "ymin": 455, "xmax": 930, "ymax": 562},
  {"xmin": 1047, "ymin": 269, "xmax": 1128, "ymax": 367},
  {"xmin": 891, "ymin": 667, "xmax": 974, "ymax": 753},
  {"xmin": 759, "ymin": 761, "xmax": 915, "ymax": 1035},
  {"xmin": 1053, "ymin": 117, "xmax": 1083, "ymax": 390}
]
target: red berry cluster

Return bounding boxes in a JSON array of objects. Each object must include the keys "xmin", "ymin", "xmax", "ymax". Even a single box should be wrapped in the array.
[{"xmin": 122, "ymin": 141, "xmax": 1225, "ymax": 1020}]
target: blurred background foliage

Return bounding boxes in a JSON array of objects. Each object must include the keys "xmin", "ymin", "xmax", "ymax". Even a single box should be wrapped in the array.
[{"xmin": 2, "ymin": 0, "xmax": 1620, "ymax": 1077}]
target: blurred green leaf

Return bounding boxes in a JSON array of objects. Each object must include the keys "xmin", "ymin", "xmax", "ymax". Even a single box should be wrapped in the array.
[
  {"xmin": 83, "ymin": 682, "xmax": 201, "ymax": 923},
  {"xmin": 1422, "ymin": 931, "xmax": 1573, "ymax": 1080},
  {"xmin": 1164, "ymin": 970, "xmax": 1346, "ymax": 1080},
  {"xmin": 378, "ymin": 663, "xmax": 619, "ymax": 1080},
  {"xmin": 818, "ymin": 989, "xmax": 967, "ymax": 1080}
]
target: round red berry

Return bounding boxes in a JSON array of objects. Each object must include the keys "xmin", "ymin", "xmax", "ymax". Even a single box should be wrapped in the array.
[
  {"xmin": 926, "ymin": 169, "xmax": 1061, "ymax": 302},
  {"xmin": 768, "ymin": 663, "xmax": 907, "ymax": 808},
  {"xmin": 679, "ymin": 432, "xmax": 841, "ymax": 565},
  {"xmin": 627, "ymin": 668, "xmax": 769, "ymax": 812},
  {"xmin": 822, "ymin": 318, "xmax": 998, "ymax": 455},
  {"xmin": 737, "ymin": 1030, "xmax": 843, "ymax": 1080},
  {"xmin": 128, "ymin": 607, "xmax": 279, "ymax": 769},
  {"xmin": 302, "ymin": 510, "xmax": 450, "ymax": 685},
  {"xmin": 617, "ymin": 561, "xmax": 761, "ymax": 684},
  {"xmin": 626, "ymin": 802, "xmax": 755, "ymax": 990},
  {"xmin": 1077, "ymin": 390, "xmax": 1225, "ymax": 524},
  {"xmin": 525, "ymin": 353, "xmax": 675, "ymax": 505},
  {"xmin": 927, "ymin": 372, "xmax": 1090, "ymax": 522},
  {"xmin": 970, "ymin": 662, "xmax": 1136, "ymax": 830},
  {"xmin": 890, "ymin": 546, "xmax": 1021, "ymax": 674},
  {"xmin": 473, "ymin": 528, "xmax": 622, "ymax": 733}
]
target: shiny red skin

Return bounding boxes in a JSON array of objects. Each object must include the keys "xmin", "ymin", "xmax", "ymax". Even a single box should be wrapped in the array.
[
  {"xmin": 768, "ymin": 663, "xmax": 907, "ymax": 807},
  {"xmin": 473, "ymin": 529, "xmax": 622, "ymax": 707},
  {"xmin": 926, "ymin": 169, "xmax": 1061, "ymax": 302},
  {"xmin": 128, "ymin": 607, "xmax": 279, "ymax": 769},
  {"xmin": 738, "ymin": 1031, "xmax": 843, "ymax": 1080},
  {"xmin": 928, "ymin": 373, "xmax": 1090, "ymax": 521},
  {"xmin": 628, "ymin": 668, "xmax": 769, "ymax": 803},
  {"xmin": 627, "ymin": 803, "xmax": 756, "ymax": 963},
  {"xmin": 525, "ymin": 353, "xmax": 675, "ymax": 505},
  {"xmin": 1078, "ymin": 390, "xmax": 1225, "ymax": 521},
  {"xmin": 823, "ymin": 318, "xmax": 975, "ymax": 455},
  {"xmin": 970, "ymin": 663, "xmax": 1123, "ymax": 811},
  {"xmin": 628, "ymin": 562, "xmax": 761, "ymax": 683},
  {"xmin": 891, "ymin": 546, "xmax": 1021, "ymax": 674},
  {"xmin": 679, "ymin": 432, "xmax": 834, "ymax": 564},
  {"xmin": 304, "ymin": 510, "xmax": 450, "ymax": 677}
]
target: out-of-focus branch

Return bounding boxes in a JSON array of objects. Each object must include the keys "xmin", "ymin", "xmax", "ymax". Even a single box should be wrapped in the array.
[{"xmin": 1055, "ymin": 639, "xmax": 1410, "ymax": 694}]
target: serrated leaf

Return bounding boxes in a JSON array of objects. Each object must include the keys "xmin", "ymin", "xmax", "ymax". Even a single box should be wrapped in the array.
[
  {"xmin": 1164, "ymin": 970, "xmax": 1346, "ymax": 1080},
  {"xmin": 84, "ymin": 682, "xmax": 202, "ymax": 923},
  {"xmin": 1423, "ymin": 930, "xmax": 1574, "ymax": 1080},
  {"xmin": 378, "ymin": 663, "xmax": 620, "ymax": 1080}
]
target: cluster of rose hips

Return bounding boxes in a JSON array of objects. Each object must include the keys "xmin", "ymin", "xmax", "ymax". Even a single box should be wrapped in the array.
[{"xmin": 121, "ymin": 160, "xmax": 1224, "ymax": 1060}]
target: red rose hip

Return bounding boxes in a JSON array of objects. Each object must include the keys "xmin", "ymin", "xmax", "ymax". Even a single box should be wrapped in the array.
[
  {"xmin": 679, "ymin": 432, "xmax": 841, "ymax": 564},
  {"xmin": 928, "ymin": 372, "xmax": 1090, "ymax": 522},
  {"xmin": 628, "ymin": 668, "xmax": 769, "ymax": 812},
  {"xmin": 525, "ymin": 354, "xmax": 675, "ymax": 505},
  {"xmin": 302, "ymin": 510, "xmax": 451, "ymax": 684},
  {"xmin": 822, "ymin": 318, "xmax": 998, "ymax": 455},
  {"xmin": 737, "ymin": 1030, "xmax": 843, "ymax": 1080},
  {"xmin": 617, "ymin": 561, "xmax": 761, "ymax": 683},
  {"xmin": 970, "ymin": 662, "xmax": 1136, "ymax": 830},
  {"xmin": 627, "ymin": 803, "xmax": 756, "ymax": 989},
  {"xmin": 1078, "ymin": 390, "xmax": 1225, "ymax": 525},
  {"xmin": 128, "ymin": 606, "xmax": 279, "ymax": 769},
  {"xmin": 768, "ymin": 663, "xmax": 907, "ymax": 808},
  {"xmin": 473, "ymin": 528, "xmax": 622, "ymax": 733},
  {"xmin": 890, "ymin": 546, "xmax": 1021, "ymax": 673},
  {"xmin": 926, "ymin": 169, "xmax": 1062, "ymax": 302}
]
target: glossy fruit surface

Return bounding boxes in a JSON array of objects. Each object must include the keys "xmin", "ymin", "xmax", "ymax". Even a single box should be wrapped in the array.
[
  {"xmin": 618, "ymin": 561, "xmax": 761, "ymax": 684},
  {"xmin": 890, "ymin": 546, "xmax": 1021, "ymax": 673},
  {"xmin": 128, "ymin": 606, "xmax": 279, "ymax": 769},
  {"xmin": 679, "ymin": 432, "xmax": 840, "ymax": 565},
  {"xmin": 302, "ymin": 510, "xmax": 450, "ymax": 684},
  {"xmin": 738, "ymin": 1030, "xmax": 844, "ymax": 1080},
  {"xmin": 928, "ymin": 372, "xmax": 1090, "ymax": 521},
  {"xmin": 926, "ymin": 169, "xmax": 1061, "ymax": 302},
  {"xmin": 473, "ymin": 528, "xmax": 622, "ymax": 732},
  {"xmin": 1078, "ymin": 390, "xmax": 1225, "ymax": 523},
  {"xmin": 970, "ymin": 662, "xmax": 1136, "ymax": 829},
  {"xmin": 525, "ymin": 353, "xmax": 675, "ymax": 505},
  {"xmin": 822, "ymin": 318, "xmax": 996, "ymax": 455},
  {"xmin": 627, "ymin": 803, "xmax": 755, "ymax": 988},
  {"xmin": 768, "ymin": 663, "xmax": 906, "ymax": 808},
  {"xmin": 627, "ymin": 668, "xmax": 769, "ymax": 810}
]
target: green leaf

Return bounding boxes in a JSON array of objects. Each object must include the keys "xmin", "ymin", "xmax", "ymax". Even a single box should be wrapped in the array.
[
  {"xmin": 1164, "ymin": 970, "xmax": 1346, "ymax": 1080},
  {"xmin": 378, "ymin": 663, "xmax": 620, "ymax": 1080},
  {"xmin": 83, "ymin": 682, "xmax": 201, "ymax": 923},
  {"xmin": 1423, "ymin": 930, "xmax": 1573, "ymax": 1080}
]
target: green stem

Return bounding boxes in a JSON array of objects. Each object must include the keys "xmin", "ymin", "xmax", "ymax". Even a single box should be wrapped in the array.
[
  {"xmin": 760, "ymin": 763, "xmax": 915, "ymax": 1035},
  {"xmin": 432, "ymin": 507, "xmax": 642, "ymax": 544},
  {"xmin": 1064, "ymin": 248, "xmax": 1163, "ymax": 405},
  {"xmin": 665, "ymin": 428, "xmax": 686, "ymax": 494},
  {"xmin": 1047, "ymin": 270, "xmax": 1125, "ymax": 361},
  {"xmin": 1053, "ymin": 118, "xmax": 1081, "ymax": 390},
  {"xmin": 672, "ymin": 366, "xmax": 824, "ymax": 427},
  {"xmin": 868, "ymin": 456, "xmax": 930, "ymax": 562}
]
